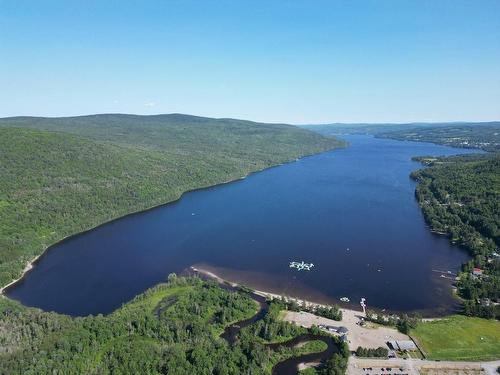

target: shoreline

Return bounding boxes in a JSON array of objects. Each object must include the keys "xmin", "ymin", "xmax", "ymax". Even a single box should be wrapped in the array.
[
  {"xmin": 191, "ymin": 266, "xmax": 421, "ymax": 355},
  {"xmin": 193, "ymin": 266, "xmax": 500, "ymax": 366},
  {"xmin": 190, "ymin": 266, "xmax": 365, "ymax": 317},
  {"xmin": 190, "ymin": 266, "xmax": 453, "ymax": 321},
  {"xmin": 0, "ymin": 253, "xmax": 41, "ymax": 294},
  {"xmin": 1, "ymin": 144, "xmax": 341, "ymax": 296},
  {"xmin": 191, "ymin": 264, "xmax": 462, "ymax": 319}
]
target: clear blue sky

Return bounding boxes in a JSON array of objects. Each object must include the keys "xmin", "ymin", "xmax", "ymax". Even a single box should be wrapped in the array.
[{"xmin": 1, "ymin": 1, "xmax": 499, "ymax": 123}]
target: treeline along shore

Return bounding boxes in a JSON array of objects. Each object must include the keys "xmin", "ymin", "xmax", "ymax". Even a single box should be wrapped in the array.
[
  {"xmin": 312, "ymin": 122, "xmax": 500, "ymax": 320},
  {"xmin": 0, "ymin": 114, "xmax": 348, "ymax": 374},
  {"xmin": 411, "ymin": 153, "xmax": 500, "ymax": 319},
  {"xmin": 0, "ymin": 114, "xmax": 344, "ymax": 291}
]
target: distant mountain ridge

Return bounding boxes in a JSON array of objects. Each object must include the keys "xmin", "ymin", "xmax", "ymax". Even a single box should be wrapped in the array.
[
  {"xmin": 302, "ymin": 121, "xmax": 500, "ymax": 127},
  {"xmin": 305, "ymin": 121, "xmax": 500, "ymax": 152},
  {"xmin": 0, "ymin": 113, "xmax": 318, "ymax": 153},
  {"xmin": 0, "ymin": 113, "xmax": 292, "ymax": 128}
]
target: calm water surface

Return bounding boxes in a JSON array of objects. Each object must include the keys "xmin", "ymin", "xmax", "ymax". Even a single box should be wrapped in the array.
[{"xmin": 6, "ymin": 136, "xmax": 476, "ymax": 316}]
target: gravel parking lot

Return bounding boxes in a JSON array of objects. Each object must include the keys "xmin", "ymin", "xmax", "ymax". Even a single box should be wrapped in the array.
[{"xmin": 283, "ymin": 309, "xmax": 409, "ymax": 351}]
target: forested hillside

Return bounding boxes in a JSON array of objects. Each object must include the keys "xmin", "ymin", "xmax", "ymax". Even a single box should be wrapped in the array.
[
  {"xmin": 0, "ymin": 114, "xmax": 337, "ymax": 155},
  {"xmin": 307, "ymin": 122, "xmax": 500, "ymax": 152},
  {"xmin": 0, "ymin": 115, "xmax": 342, "ymax": 288},
  {"xmin": 379, "ymin": 123, "xmax": 500, "ymax": 152},
  {"xmin": 0, "ymin": 276, "xmax": 348, "ymax": 374},
  {"xmin": 411, "ymin": 155, "xmax": 500, "ymax": 318}
]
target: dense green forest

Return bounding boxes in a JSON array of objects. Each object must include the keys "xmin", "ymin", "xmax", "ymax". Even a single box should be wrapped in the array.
[
  {"xmin": 410, "ymin": 154, "xmax": 500, "ymax": 318},
  {"xmin": 0, "ymin": 114, "xmax": 342, "ymax": 288},
  {"xmin": 0, "ymin": 276, "xmax": 348, "ymax": 374},
  {"xmin": 0, "ymin": 114, "xmax": 339, "ymax": 155}
]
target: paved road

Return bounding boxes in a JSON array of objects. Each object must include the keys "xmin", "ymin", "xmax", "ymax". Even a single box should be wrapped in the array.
[{"xmin": 348, "ymin": 357, "xmax": 500, "ymax": 375}]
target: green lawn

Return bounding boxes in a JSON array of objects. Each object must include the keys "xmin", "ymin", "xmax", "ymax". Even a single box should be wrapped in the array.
[
  {"xmin": 298, "ymin": 340, "xmax": 328, "ymax": 354},
  {"xmin": 411, "ymin": 315, "xmax": 500, "ymax": 361},
  {"xmin": 114, "ymin": 284, "xmax": 193, "ymax": 315}
]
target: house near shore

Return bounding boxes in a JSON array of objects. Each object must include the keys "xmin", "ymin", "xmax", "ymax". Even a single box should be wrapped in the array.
[{"xmin": 472, "ymin": 268, "xmax": 484, "ymax": 277}]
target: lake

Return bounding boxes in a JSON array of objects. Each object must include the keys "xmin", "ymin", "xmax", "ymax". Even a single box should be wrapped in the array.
[{"xmin": 6, "ymin": 135, "xmax": 476, "ymax": 316}]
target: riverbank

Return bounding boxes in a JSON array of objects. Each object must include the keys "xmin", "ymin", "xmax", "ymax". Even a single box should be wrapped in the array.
[
  {"xmin": 191, "ymin": 266, "xmax": 411, "ymax": 352},
  {"xmin": 0, "ymin": 254, "xmax": 39, "ymax": 294},
  {"xmin": 2, "ymin": 275, "xmax": 336, "ymax": 374},
  {"xmin": 193, "ymin": 266, "xmax": 500, "ymax": 364},
  {"xmin": 212, "ymin": 272, "xmax": 344, "ymax": 374},
  {"xmin": 191, "ymin": 265, "xmax": 346, "ymax": 309}
]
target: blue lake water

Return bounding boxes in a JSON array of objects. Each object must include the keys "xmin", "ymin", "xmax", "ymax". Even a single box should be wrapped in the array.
[{"xmin": 6, "ymin": 135, "xmax": 477, "ymax": 316}]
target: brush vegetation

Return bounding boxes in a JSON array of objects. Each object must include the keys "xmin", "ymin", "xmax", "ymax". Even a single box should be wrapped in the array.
[{"xmin": 0, "ymin": 276, "xmax": 341, "ymax": 374}]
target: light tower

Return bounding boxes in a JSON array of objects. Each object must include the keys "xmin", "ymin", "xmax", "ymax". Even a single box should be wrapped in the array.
[{"xmin": 360, "ymin": 298, "xmax": 366, "ymax": 315}]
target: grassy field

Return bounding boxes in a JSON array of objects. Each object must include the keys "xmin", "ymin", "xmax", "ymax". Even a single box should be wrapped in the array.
[
  {"xmin": 411, "ymin": 315, "xmax": 500, "ymax": 361},
  {"xmin": 299, "ymin": 340, "xmax": 328, "ymax": 354}
]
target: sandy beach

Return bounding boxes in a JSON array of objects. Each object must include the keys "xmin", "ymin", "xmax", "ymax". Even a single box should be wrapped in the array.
[
  {"xmin": 190, "ymin": 266, "xmax": 412, "ymax": 351},
  {"xmin": 0, "ymin": 252, "xmax": 43, "ymax": 294}
]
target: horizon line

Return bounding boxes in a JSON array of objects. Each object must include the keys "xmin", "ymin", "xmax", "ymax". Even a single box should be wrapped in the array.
[{"xmin": 1, "ymin": 112, "xmax": 499, "ymax": 127}]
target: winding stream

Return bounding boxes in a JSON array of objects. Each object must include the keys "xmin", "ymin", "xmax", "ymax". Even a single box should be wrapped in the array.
[{"xmin": 218, "ymin": 282, "xmax": 339, "ymax": 375}]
